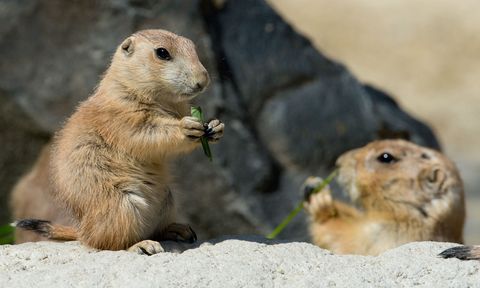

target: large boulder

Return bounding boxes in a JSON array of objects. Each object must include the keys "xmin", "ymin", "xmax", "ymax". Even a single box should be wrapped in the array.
[
  {"xmin": 0, "ymin": 0, "xmax": 439, "ymax": 240},
  {"xmin": 0, "ymin": 92, "xmax": 50, "ymax": 222},
  {"xmin": 0, "ymin": 240, "xmax": 478, "ymax": 287}
]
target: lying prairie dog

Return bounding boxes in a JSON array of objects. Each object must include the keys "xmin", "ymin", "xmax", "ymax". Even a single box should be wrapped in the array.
[{"xmin": 303, "ymin": 139, "xmax": 465, "ymax": 255}]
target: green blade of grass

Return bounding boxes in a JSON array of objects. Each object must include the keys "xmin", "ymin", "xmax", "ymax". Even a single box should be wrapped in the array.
[
  {"xmin": 308, "ymin": 169, "xmax": 338, "ymax": 195},
  {"xmin": 266, "ymin": 169, "xmax": 338, "ymax": 239},
  {"xmin": 266, "ymin": 202, "xmax": 304, "ymax": 240},
  {"xmin": 0, "ymin": 235, "xmax": 14, "ymax": 245},
  {"xmin": 0, "ymin": 224, "xmax": 14, "ymax": 236},
  {"xmin": 191, "ymin": 106, "xmax": 213, "ymax": 162},
  {"xmin": 0, "ymin": 224, "xmax": 14, "ymax": 244}
]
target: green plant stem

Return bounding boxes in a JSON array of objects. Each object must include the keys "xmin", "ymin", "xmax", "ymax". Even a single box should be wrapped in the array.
[
  {"xmin": 0, "ymin": 224, "xmax": 15, "ymax": 245},
  {"xmin": 191, "ymin": 106, "xmax": 213, "ymax": 162},
  {"xmin": 266, "ymin": 169, "xmax": 339, "ymax": 239},
  {"xmin": 0, "ymin": 235, "xmax": 14, "ymax": 245},
  {"xmin": 267, "ymin": 202, "xmax": 304, "ymax": 240}
]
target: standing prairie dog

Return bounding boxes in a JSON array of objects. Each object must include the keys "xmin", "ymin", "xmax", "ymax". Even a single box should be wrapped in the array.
[
  {"xmin": 14, "ymin": 29, "xmax": 224, "ymax": 255},
  {"xmin": 303, "ymin": 139, "xmax": 465, "ymax": 256}
]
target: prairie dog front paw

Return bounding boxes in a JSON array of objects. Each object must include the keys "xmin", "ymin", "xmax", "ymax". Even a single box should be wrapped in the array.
[
  {"xmin": 302, "ymin": 176, "xmax": 331, "ymax": 201},
  {"xmin": 302, "ymin": 177, "xmax": 335, "ymax": 222},
  {"xmin": 205, "ymin": 119, "xmax": 224, "ymax": 142},
  {"xmin": 180, "ymin": 116, "xmax": 205, "ymax": 141}
]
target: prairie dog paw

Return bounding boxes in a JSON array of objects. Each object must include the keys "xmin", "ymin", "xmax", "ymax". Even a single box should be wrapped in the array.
[
  {"xmin": 302, "ymin": 177, "xmax": 335, "ymax": 222},
  {"xmin": 161, "ymin": 223, "xmax": 198, "ymax": 243},
  {"xmin": 302, "ymin": 176, "xmax": 331, "ymax": 202},
  {"xmin": 127, "ymin": 240, "xmax": 164, "ymax": 255},
  {"xmin": 181, "ymin": 116, "xmax": 205, "ymax": 141},
  {"xmin": 205, "ymin": 119, "xmax": 224, "ymax": 142}
]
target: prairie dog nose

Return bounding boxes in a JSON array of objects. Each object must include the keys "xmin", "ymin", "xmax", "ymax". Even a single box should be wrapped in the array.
[{"xmin": 194, "ymin": 70, "xmax": 210, "ymax": 91}]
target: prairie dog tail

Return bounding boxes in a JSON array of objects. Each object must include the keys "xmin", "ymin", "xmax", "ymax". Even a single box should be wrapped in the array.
[
  {"xmin": 439, "ymin": 245, "xmax": 480, "ymax": 260},
  {"xmin": 13, "ymin": 219, "xmax": 78, "ymax": 241}
]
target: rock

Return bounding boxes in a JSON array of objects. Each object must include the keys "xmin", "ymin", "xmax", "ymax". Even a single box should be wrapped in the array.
[
  {"xmin": 0, "ymin": 240, "xmax": 478, "ymax": 287},
  {"xmin": 0, "ymin": 92, "xmax": 49, "ymax": 222},
  {"xmin": 0, "ymin": 0, "xmax": 440, "ymax": 241},
  {"xmin": 0, "ymin": 0, "xmax": 222, "ymax": 229},
  {"xmin": 195, "ymin": 0, "xmax": 441, "ymax": 239},
  {"xmin": 0, "ymin": 0, "xmax": 215, "ymax": 133},
  {"xmin": 257, "ymin": 76, "xmax": 378, "ymax": 171},
  {"xmin": 363, "ymin": 84, "xmax": 440, "ymax": 149}
]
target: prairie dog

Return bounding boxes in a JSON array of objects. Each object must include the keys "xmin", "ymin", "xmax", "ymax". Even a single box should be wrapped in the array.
[
  {"xmin": 303, "ymin": 139, "xmax": 465, "ymax": 256},
  {"xmin": 14, "ymin": 29, "xmax": 224, "ymax": 254}
]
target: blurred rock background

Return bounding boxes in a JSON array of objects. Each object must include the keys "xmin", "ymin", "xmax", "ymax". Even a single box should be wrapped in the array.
[
  {"xmin": 1, "ymin": 0, "xmax": 468, "ymax": 243},
  {"xmin": 268, "ymin": 0, "xmax": 480, "ymax": 244}
]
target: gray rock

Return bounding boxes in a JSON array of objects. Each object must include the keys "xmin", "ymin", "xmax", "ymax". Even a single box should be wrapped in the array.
[
  {"xmin": 364, "ymin": 84, "xmax": 440, "ymax": 149},
  {"xmin": 196, "ymin": 0, "xmax": 441, "ymax": 239},
  {"xmin": 258, "ymin": 76, "xmax": 378, "ymax": 172},
  {"xmin": 0, "ymin": 0, "xmax": 222, "ymax": 227},
  {"xmin": 0, "ymin": 240, "xmax": 479, "ymax": 287},
  {"xmin": 0, "ymin": 0, "xmax": 441, "ymax": 242},
  {"xmin": 0, "ymin": 92, "xmax": 49, "ymax": 222},
  {"xmin": 0, "ymin": 0, "xmax": 134, "ymax": 132}
]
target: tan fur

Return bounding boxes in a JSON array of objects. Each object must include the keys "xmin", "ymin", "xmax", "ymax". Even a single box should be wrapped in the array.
[
  {"xmin": 11, "ymin": 29, "xmax": 224, "ymax": 253},
  {"xmin": 470, "ymin": 247, "xmax": 480, "ymax": 258},
  {"xmin": 304, "ymin": 139, "xmax": 465, "ymax": 255},
  {"xmin": 461, "ymin": 246, "xmax": 480, "ymax": 259}
]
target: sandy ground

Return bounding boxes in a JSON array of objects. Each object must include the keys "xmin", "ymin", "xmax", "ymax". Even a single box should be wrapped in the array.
[
  {"xmin": 268, "ymin": 0, "xmax": 480, "ymax": 244},
  {"xmin": 1, "ymin": 240, "xmax": 479, "ymax": 287}
]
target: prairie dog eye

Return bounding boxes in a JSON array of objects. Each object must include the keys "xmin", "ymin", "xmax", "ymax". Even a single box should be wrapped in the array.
[
  {"xmin": 377, "ymin": 152, "xmax": 397, "ymax": 164},
  {"xmin": 155, "ymin": 48, "xmax": 171, "ymax": 60}
]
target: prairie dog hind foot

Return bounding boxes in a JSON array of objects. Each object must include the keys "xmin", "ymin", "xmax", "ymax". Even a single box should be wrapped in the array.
[
  {"xmin": 155, "ymin": 223, "xmax": 197, "ymax": 243},
  {"xmin": 128, "ymin": 240, "xmax": 164, "ymax": 255}
]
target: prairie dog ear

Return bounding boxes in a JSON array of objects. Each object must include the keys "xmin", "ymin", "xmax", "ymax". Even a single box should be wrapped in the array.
[
  {"xmin": 120, "ymin": 37, "xmax": 134, "ymax": 56},
  {"xmin": 419, "ymin": 166, "xmax": 447, "ymax": 194}
]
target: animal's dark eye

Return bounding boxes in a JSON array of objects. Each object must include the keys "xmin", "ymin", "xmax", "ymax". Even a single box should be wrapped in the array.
[
  {"xmin": 377, "ymin": 152, "xmax": 397, "ymax": 164},
  {"xmin": 155, "ymin": 48, "xmax": 171, "ymax": 60}
]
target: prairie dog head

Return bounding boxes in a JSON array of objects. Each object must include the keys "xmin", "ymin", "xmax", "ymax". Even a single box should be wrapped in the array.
[
  {"xmin": 336, "ymin": 140, "xmax": 465, "ymax": 222},
  {"xmin": 110, "ymin": 29, "xmax": 209, "ymax": 102}
]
